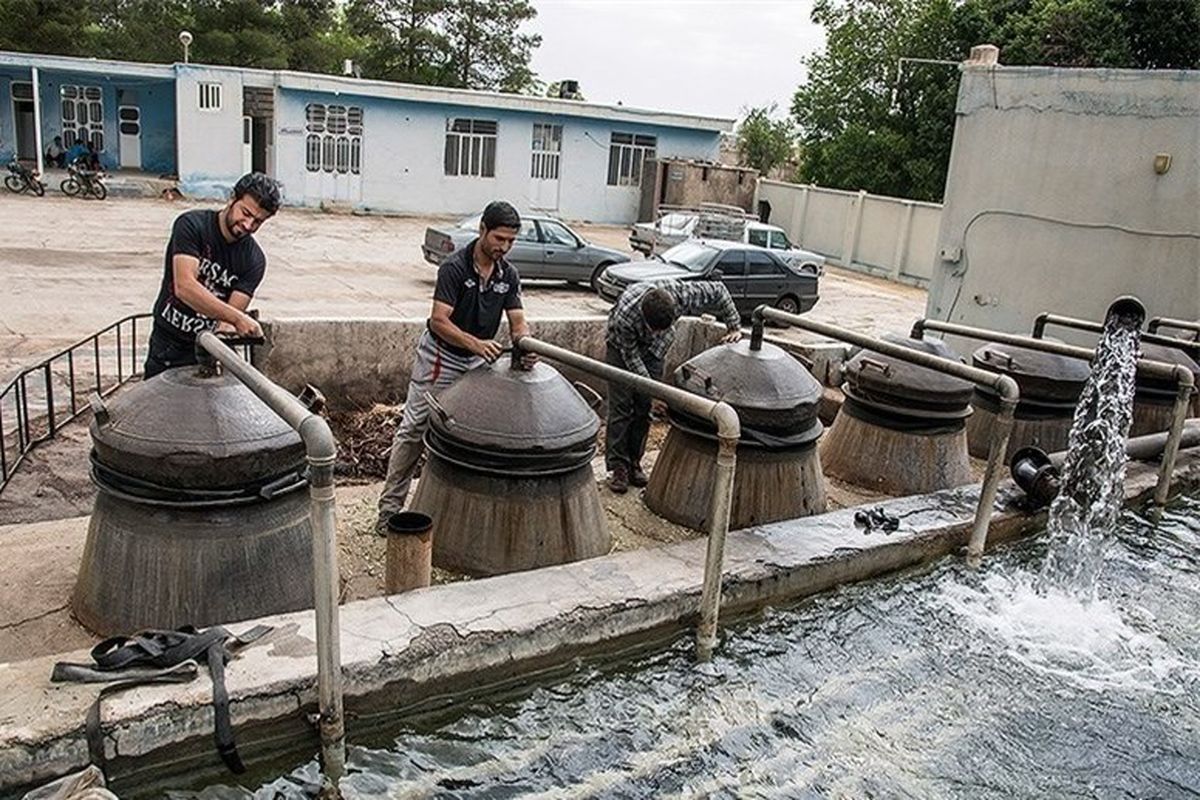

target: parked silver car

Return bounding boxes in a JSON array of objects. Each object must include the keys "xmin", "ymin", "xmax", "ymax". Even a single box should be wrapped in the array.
[
  {"xmin": 422, "ymin": 213, "xmax": 630, "ymax": 291},
  {"xmin": 596, "ymin": 239, "xmax": 820, "ymax": 317}
]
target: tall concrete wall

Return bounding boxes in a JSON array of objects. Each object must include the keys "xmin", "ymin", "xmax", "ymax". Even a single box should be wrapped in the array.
[
  {"xmin": 927, "ymin": 64, "xmax": 1200, "ymax": 336},
  {"xmin": 272, "ymin": 88, "xmax": 720, "ymax": 223},
  {"xmin": 758, "ymin": 180, "xmax": 940, "ymax": 287}
]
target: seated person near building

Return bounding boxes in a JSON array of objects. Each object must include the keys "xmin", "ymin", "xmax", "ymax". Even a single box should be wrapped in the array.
[
  {"xmin": 64, "ymin": 139, "xmax": 89, "ymax": 167},
  {"xmin": 45, "ymin": 136, "xmax": 65, "ymax": 167}
]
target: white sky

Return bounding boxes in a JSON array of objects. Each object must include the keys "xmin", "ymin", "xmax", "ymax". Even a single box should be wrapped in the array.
[{"xmin": 527, "ymin": 0, "xmax": 826, "ymax": 122}]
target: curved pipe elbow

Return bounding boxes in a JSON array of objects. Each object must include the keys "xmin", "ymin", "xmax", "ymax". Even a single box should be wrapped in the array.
[
  {"xmin": 1173, "ymin": 365, "xmax": 1195, "ymax": 391},
  {"xmin": 910, "ymin": 319, "xmax": 926, "ymax": 340},
  {"xmin": 996, "ymin": 374, "xmax": 1020, "ymax": 405},
  {"xmin": 710, "ymin": 401, "xmax": 741, "ymax": 441},
  {"xmin": 1031, "ymin": 312, "xmax": 1049, "ymax": 339},
  {"xmin": 300, "ymin": 414, "xmax": 338, "ymax": 463}
]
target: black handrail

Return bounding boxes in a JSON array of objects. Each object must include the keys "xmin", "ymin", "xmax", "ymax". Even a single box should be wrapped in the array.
[{"xmin": 0, "ymin": 314, "xmax": 151, "ymax": 493}]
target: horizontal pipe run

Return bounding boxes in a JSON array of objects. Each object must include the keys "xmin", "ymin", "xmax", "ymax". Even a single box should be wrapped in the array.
[
  {"xmin": 913, "ymin": 319, "xmax": 1194, "ymax": 386},
  {"xmin": 752, "ymin": 306, "xmax": 1020, "ymax": 567},
  {"xmin": 1048, "ymin": 421, "xmax": 1200, "ymax": 465},
  {"xmin": 912, "ymin": 318, "xmax": 1195, "ymax": 508},
  {"xmin": 1032, "ymin": 312, "xmax": 1200, "ymax": 358},
  {"xmin": 195, "ymin": 333, "xmax": 345, "ymax": 791},
  {"xmin": 1148, "ymin": 317, "xmax": 1200, "ymax": 339},
  {"xmin": 513, "ymin": 336, "xmax": 739, "ymax": 662}
]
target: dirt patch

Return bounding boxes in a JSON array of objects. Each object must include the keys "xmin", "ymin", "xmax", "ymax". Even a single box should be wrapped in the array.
[{"xmin": 328, "ymin": 403, "xmax": 403, "ymax": 480}]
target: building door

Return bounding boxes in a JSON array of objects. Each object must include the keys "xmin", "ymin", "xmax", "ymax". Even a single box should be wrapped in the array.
[
  {"xmin": 241, "ymin": 116, "xmax": 253, "ymax": 174},
  {"xmin": 118, "ymin": 106, "xmax": 141, "ymax": 169},
  {"xmin": 529, "ymin": 123, "xmax": 561, "ymax": 211},
  {"xmin": 251, "ymin": 118, "xmax": 269, "ymax": 174},
  {"xmin": 11, "ymin": 82, "xmax": 36, "ymax": 160}
]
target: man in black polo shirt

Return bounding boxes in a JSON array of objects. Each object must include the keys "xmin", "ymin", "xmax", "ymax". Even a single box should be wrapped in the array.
[
  {"xmin": 377, "ymin": 201, "xmax": 530, "ymax": 526},
  {"xmin": 144, "ymin": 172, "xmax": 282, "ymax": 378}
]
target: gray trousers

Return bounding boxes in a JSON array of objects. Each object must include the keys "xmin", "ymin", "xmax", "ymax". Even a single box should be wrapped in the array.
[
  {"xmin": 378, "ymin": 330, "xmax": 482, "ymax": 516},
  {"xmin": 604, "ymin": 344, "xmax": 663, "ymax": 472}
]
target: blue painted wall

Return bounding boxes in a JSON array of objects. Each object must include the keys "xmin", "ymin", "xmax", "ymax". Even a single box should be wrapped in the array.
[
  {"xmin": 0, "ymin": 66, "xmax": 174, "ymax": 172},
  {"xmin": 275, "ymin": 87, "xmax": 722, "ymax": 223}
]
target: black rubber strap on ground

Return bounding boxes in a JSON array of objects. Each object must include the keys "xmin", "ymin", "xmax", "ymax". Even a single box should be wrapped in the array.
[
  {"xmin": 82, "ymin": 662, "xmax": 200, "ymax": 773},
  {"xmin": 206, "ymin": 638, "xmax": 246, "ymax": 774}
]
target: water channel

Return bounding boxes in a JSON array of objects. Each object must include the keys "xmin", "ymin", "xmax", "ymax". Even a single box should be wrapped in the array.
[{"xmin": 167, "ymin": 493, "xmax": 1200, "ymax": 799}]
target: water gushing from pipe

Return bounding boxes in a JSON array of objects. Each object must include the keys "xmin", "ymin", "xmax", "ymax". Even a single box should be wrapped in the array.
[{"xmin": 1038, "ymin": 305, "xmax": 1142, "ymax": 600}]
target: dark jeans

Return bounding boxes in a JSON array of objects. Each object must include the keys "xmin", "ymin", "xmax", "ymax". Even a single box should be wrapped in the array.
[
  {"xmin": 605, "ymin": 344, "xmax": 663, "ymax": 472},
  {"xmin": 144, "ymin": 331, "xmax": 198, "ymax": 379}
]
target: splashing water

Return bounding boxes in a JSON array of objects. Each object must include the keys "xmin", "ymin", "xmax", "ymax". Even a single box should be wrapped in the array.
[{"xmin": 1038, "ymin": 316, "xmax": 1141, "ymax": 600}]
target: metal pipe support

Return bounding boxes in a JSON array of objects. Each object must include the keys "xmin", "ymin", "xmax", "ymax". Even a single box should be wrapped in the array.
[
  {"xmin": 196, "ymin": 333, "xmax": 345, "ymax": 791},
  {"xmin": 513, "ymin": 336, "xmax": 740, "ymax": 661},
  {"xmin": 751, "ymin": 306, "xmax": 1021, "ymax": 566}
]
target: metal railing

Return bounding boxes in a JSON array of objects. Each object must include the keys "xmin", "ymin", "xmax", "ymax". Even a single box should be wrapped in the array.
[{"xmin": 0, "ymin": 313, "xmax": 150, "ymax": 493}]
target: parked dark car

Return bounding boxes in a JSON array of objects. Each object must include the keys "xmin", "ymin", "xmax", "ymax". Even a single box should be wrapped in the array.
[
  {"xmin": 422, "ymin": 213, "xmax": 631, "ymax": 292},
  {"xmin": 595, "ymin": 239, "xmax": 820, "ymax": 317}
]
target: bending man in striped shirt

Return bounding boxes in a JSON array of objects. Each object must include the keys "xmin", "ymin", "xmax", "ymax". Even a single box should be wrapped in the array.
[{"xmin": 604, "ymin": 280, "xmax": 742, "ymax": 494}]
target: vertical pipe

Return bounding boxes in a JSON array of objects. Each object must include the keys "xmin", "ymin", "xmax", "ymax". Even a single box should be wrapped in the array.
[
  {"xmin": 68, "ymin": 349, "xmax": 77, "ymax": 415},
  {"xmin": 966, "ymin": 397, "xmax": 1017, "ymax": 567},
  {"xmin": 308, "ymin": 449, "xmax": 345, "ymax": 789},
  {"xmin": 93, "ymin": 336, "xmax": 102, "ymax": 393},
  {"xmin": 116, "ymin": 325, "xmax": 124, "ymax": 384},
  {"xmin": 1153, "ymin": 378, "xmax": 1193, "ymax": 509},
  {"xmin": 31, "ymin": 67, "xmax": 44, "ymax": 178},
  {"xmin": 0, "ymin": 395, "xmax": 8, "ymax": 481},
  {"xmin": 696, "ymin": 433, "xmax": 738, "ymax": 661}
]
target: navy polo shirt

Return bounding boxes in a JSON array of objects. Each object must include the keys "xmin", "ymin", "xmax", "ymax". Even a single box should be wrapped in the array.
[{"xmin": 429, "ymin": 239, "xmax": 523, "ymax": 356}]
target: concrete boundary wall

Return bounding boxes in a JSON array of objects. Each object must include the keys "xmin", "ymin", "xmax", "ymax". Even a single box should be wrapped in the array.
[
  {"xmin": 3, "ymin": 453, "xmax": 1195, "ymax": 794},
  {"xmin": 254, "ymin": 316, "xmax": 796, "ymax": 410},
  {"xmin": 758, "ymin": 180, "xmax": 942, "ymax": 288}
]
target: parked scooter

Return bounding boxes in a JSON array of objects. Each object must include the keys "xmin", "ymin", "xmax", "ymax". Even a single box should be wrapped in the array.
[
  {"xmin": 4, "ymin": 159, "xmax": 46, "ymax": 196},
  {"xmin": 61, "ymin": 162, "xmax": 108, "ymax": 200}
]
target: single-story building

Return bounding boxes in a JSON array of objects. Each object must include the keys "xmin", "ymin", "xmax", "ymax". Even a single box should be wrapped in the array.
[{"xmin": 0, "ymin": 51, "xmax": 732, "ymax": 223}]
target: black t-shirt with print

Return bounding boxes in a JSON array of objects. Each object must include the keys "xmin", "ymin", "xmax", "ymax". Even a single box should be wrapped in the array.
[
  {"xmin": 428, "ymin": 239, "xmax": 523, "ymax": 357},
  {"xmin": 151, "ymin": 209, "xmax": 266, "ymax": 344}
]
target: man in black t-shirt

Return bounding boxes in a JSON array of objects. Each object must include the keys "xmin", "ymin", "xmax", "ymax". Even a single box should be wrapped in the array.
[
  {"xmin": 144, "ymin": 173, "xmax": 282, "ymax": 378},
  {"xmin": 377, "ymin": 200, "xmax": 531, "ymax": 527}
]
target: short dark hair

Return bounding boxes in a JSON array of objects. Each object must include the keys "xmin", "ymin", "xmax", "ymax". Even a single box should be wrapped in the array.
[
  {"xmin": 641, "ymin": 287, "xmax": 677, "ymax": 331},
  {"xmin": 233, "ymin": 172, "xmax": 283, "ymax": 216},
  {"xmin": 481, "ymin": 200, "xmax": 521, "ymax": 231}
]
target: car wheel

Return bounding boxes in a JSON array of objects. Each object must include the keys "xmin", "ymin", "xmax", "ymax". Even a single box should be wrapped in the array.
[
  {"xmin": 775, "ymin": 295, "xmax": 801, "ymax": 315},
  {"xmin": 590, "ymin": 262, "xmax": 614, "ymax": 294}
]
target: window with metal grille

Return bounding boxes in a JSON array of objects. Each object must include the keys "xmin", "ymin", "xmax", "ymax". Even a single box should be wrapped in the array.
[
  {"xmin": 304, "ymin": 103, "xmax": 364, "ymax": 174},
  {"xmin": 444, "ymin": 118, "xmax": 497, "ymax": 178},
  {"xmin": 198, "ymin": 82, "xmax": 222, "ymax": 111},
  {"xmin": 606, "ymin": 132, "xmax": 656, "ymax": 187},
  {"xmin": 531, "ymin": 123, "xmax": 562, "ymax": 180},
  {"xmin": 59, "ymin": 84, "xmax": 105, "ymax": 151}
]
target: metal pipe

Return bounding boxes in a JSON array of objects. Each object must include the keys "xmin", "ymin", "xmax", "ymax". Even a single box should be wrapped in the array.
[
  {"xmin": 752, "ymin": 306, "xmax": 1021, "ymax": 567},
  {"xmin": 912, "ymin": 317, "xmax": 1195, "ymax": 508},
  {"xmin": 196, "ymin": 332, "xmax": 345, "ymax": 791},
  {"xmin": 1033, "ymin": 311, "xmax": 1200, "ymax": 358},
  {"xmin": 514, "ymin": 336, "xmax": 740, "ymax": 661},
  {"xmin": 1148, "ymin": 317, "xmax": 1200, "ymax": 339}
]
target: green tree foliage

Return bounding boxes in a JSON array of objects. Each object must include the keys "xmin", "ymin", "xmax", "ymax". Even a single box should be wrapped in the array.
[
  {"xmin": 792, "ymin": 0, "xmax": 1200, "ymax": 201},
  {"xmin": 0, "ymin": 0, "xmax": 542, "ymax": 92},
  {"xmin": 736, "ymin": 105, "xmax": 795, "ymax": 176}
]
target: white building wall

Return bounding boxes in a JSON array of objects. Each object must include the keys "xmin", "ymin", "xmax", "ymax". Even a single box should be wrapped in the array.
[
  {"xmin": 175, "ymin": 65, "xmax": 246, "ymax": 199},
  {"xmin": 275, "ymin": 89, "xmax": 721, "ymax": 223},
  {"xmin": 927, "ymin": 64, "xmax": 1200, "ymax": 336}
]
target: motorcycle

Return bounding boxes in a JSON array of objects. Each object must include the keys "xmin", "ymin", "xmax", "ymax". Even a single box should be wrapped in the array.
[
  {"xmin": 4, "ymin": 159, "xmax": 46, "ymax": 197},
  {"xmin": 61, "ymin": 162, "xmax": 108, "ymax": 200}
]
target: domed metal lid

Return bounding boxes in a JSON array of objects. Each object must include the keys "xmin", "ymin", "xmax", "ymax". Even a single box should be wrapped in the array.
[
  {"xmin": 845, "ymin": 334, "xmax": 973, "ymax": 409},
  {"xmin": 971, "ymin": 339, "xmax": 1091, "ymax": 402},
  {"xmin": 428, "ymin": 359, "xmax": 599, "ymax": 452},
  {"xmin": 90, "ymin": 366, "xmax": 305, "ymax": 489},
  {"xmin": 674, "ymin": 339, "xmax": 822, "ymax": 411}
]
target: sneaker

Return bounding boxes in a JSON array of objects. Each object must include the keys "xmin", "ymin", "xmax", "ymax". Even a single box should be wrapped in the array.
[
  {"xmin": 630, "ymin": 466, "xmax": 649, "ymax": 487},
  {"xmin": 609, "ymin": 465, "xmax": 629, "ymax": 494}
]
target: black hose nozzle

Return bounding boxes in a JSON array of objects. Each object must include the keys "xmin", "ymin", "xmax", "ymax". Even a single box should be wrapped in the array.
[{"xmin": 1010, "ymin": 446, "xmax": 1061, "ymax": 510}]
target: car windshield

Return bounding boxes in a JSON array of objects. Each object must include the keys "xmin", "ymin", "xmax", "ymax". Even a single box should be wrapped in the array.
[{"xmin": 660, "ymin": 241, "xmax": 717, "ymax": 273}]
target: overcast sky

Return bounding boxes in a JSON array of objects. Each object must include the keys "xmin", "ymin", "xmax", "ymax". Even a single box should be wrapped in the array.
[{"xmin": 527, "ymin": 0, "xmax": 826, "ymax": 122}]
